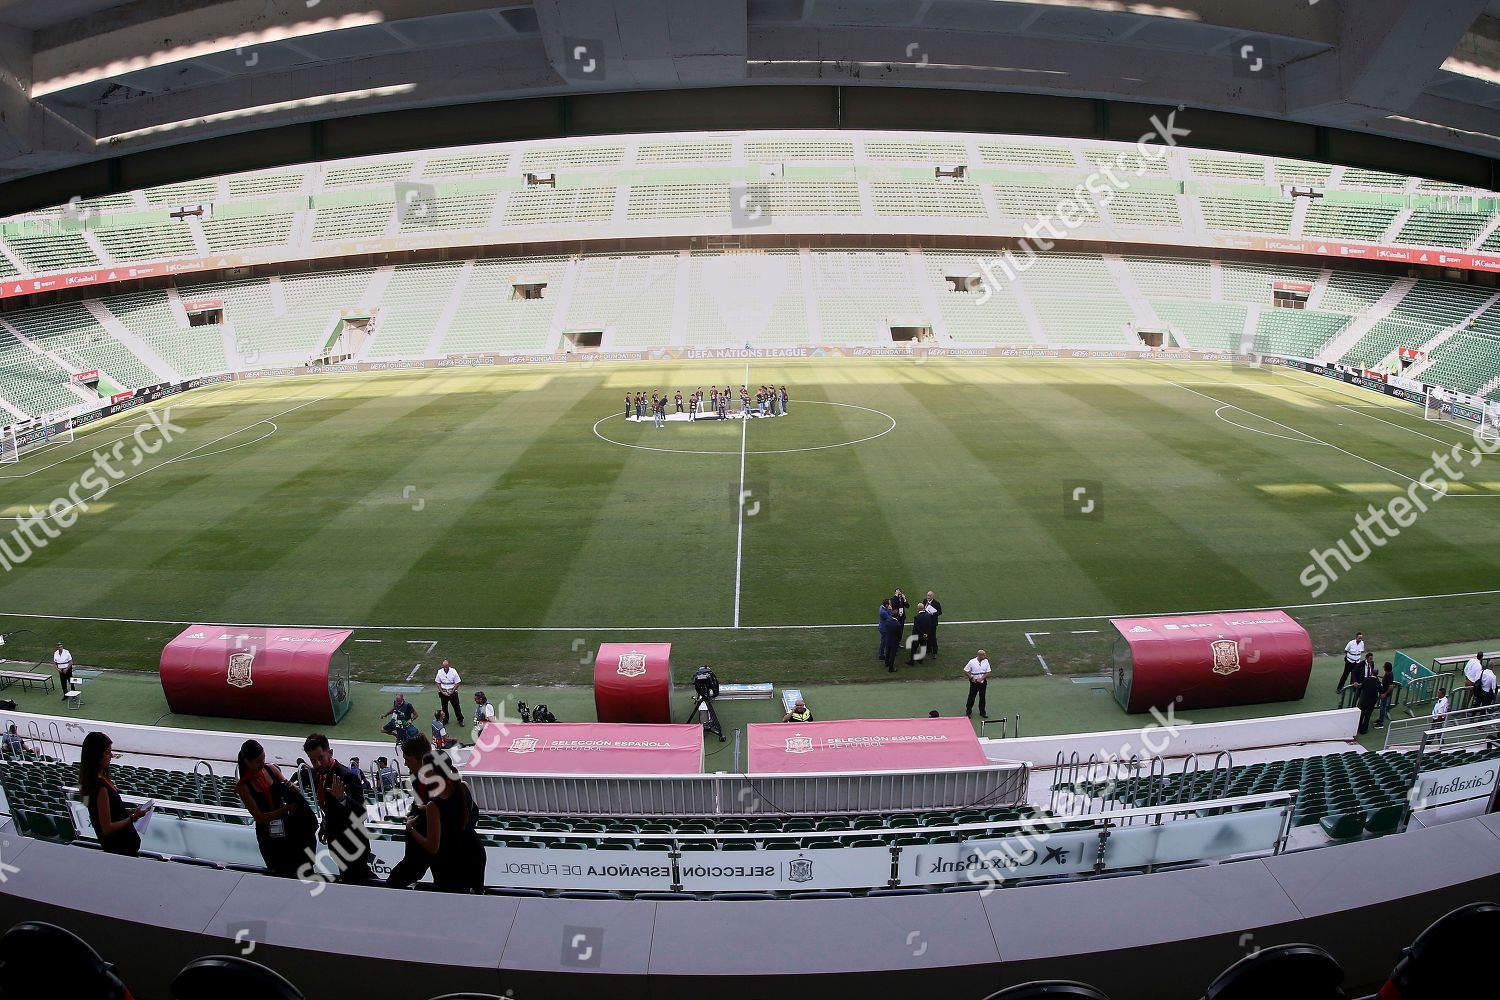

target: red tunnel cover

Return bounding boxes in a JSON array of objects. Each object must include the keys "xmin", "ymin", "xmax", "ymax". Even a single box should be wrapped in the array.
[
  {"xmin": 1110, "ymin": 611, "xmax": 1313, "ymax": 714},
  {"xmin": 160, "ymin": 625, "xmax": 352, "ymax": 725},
  {"xmin": 594, "ymin": 642, "xmax": 673, "ymax": 724}
]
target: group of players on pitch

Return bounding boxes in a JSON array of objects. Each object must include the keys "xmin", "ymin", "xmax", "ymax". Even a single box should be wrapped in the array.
[{"xmin": 626, "ymin": 384, "xmax": 791, "ymax": 426}]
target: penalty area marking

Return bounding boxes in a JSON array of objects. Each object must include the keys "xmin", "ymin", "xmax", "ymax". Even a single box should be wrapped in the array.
[
  {"xmin": 162, "ymin": 421, "xmax": 278, "ymax": 464},
  {"xmin": 1171, "ymin": 381, "xmax": 1446, "ymax": 496},
  {"xmin": 591, "ymin": 400, "xmax": 896, "ymax": 456},
  {"xmin": 1213, "ymin": 405, "xmax": 1325, "ymax": 446},
  {"xmin": 0, "ymin": 395, "xmax": 327, "ymax": 523}
]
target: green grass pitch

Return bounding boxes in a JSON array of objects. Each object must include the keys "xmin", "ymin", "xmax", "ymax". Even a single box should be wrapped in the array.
[{"xmin": 1, "ymin": 356, "xmax": 1498, "ymax": 698}]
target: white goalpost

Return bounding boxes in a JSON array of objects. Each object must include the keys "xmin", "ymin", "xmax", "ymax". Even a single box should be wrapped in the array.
[
  {"xmin": 1423, "ymin": 386, "xmax": 1499, "ymax": 441},
  {"xmin": 0, "ymin": 416, "xmax": 74, "ymax": 464},
  {"xmin": 1481, "ymin": 405, "xmax": 1500, "ymax": 444},
  {"xmin": 1423, "ymin": 387, "xmax": 1451, "ymax": 422}
]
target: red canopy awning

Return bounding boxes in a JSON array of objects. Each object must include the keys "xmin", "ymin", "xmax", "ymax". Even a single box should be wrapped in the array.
[
  {"xmin": 464, "ymin": 722, "xmax": 704, "ymax": 775},
  {"xmin": 747, "ymin": 718, "xmax": 987, "ymax": 774},
  {"xmin": 159, "ymin": 625, "xmax": 353, "ymax": 725},
  {"xmin": 1110, "ymin": 610, "xmax": 1313, "ymax": 713}
]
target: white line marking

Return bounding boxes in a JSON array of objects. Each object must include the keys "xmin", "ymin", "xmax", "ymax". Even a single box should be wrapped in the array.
[
  {"xmin": 12, "ymin": 585, "xmax": 1500, "ymax": 632},
  {"xmin": 353, "ymin": 639, "xmax": 382, "ymax": 643},
  {"xmin": 404, "ymin": 662, "xmax": 422, "ymax": 682},
  {"xmin": 1171, "ymin": 381, "xmax": 1442, "ymax": 494},
  {"xmin": 1214, "ymin": 404, "xmax": 1326, "ymax": 445},
  {"xmin": 1036, "ymin": 654, "xmax": 1052, "ymax": 676},
  {"xmin": 592, "ymin": 400, "xmax": 896, "ymax": 456},
  {"xmin": 0, "ymin": 426, "xmax": 153, "ymax": 479},
  {"xmin": 1071, "ymin": 630, "xmax": 1099, "ymax": 634},
  {"xmin": 734, "ymin": 362, "xmax": 748, "ymax": 629},
  {"xmin": 163, "ymin": 421, "xmax": 277, "ymax": 464},
  {"xmin": 407, "ymin": 640, "xmax": 438, "ymax": 655},
  {"xmin": 0, "ymin": 396, "xmax": 327, "ymax": 522},
  {"xmin": 1249, "ymin": 368, "xmax": 1500, "ymax": 496},
  {"xmin": 1024, "ymin": 631, "xmax": 1049, "ymax": 647},
  {"xmin": 1335, "ymin": 404, "xmax": 1462, "ymax": 448}
]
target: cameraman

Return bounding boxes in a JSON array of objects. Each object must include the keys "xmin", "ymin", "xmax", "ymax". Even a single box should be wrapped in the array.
[{"xmin": 693, "ymin": 665, "xmax": 719, "ymax": 702}]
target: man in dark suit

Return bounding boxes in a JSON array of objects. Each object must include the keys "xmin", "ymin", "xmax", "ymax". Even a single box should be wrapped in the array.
[
  {"xmin": 877, "ymin": 600, "xmax": 893, "ymax": 661},
  {"xmin": 303, "ymin": 733, "xmax": 374, "ymax": 884},
  {"xmin": 910, "ymin": 603, "xmax": 935, "ymax": 665},
  {"xmin": 1356, "ymin": 669, "xmax": 1382, "ymax": 735},
  {"xmin": 880, "ymin": 600, "xmax": 899, "ymax": 673},
  {"xmin": 924, "ymin": 591, "xmax": 943, "ymax": 658},
  {"xmin": 890, "ymin": 588, "xmax": 909, "ymax": 659}
]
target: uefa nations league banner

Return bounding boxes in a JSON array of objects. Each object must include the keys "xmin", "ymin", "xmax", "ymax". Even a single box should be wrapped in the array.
[{"xmin": 1260, "ymin": 355, "xmax": 1428, "ymax": 407}]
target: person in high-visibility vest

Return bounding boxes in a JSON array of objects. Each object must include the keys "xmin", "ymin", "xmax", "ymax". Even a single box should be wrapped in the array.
[{"xmin": 783, "ymin": 699, "xmax": 812, "ymax": 723}]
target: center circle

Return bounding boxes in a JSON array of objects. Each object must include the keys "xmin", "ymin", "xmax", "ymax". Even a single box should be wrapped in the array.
[{"xmin": 591, "ymin": 400, "xmax": 897, "ymax": 456}]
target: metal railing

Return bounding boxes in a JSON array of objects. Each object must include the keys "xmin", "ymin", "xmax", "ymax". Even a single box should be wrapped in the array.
[
  {"xmin": 1384, "ymin": 703, "xmax": 1500, "ymax": 750},
  {"xmin": 51, "ymin": 786, "xmax": 1298, "ymax": 892},
  {"xmin": 1049, "ymin": 751, "xmax": 1233, "ymax": 815},
  {"xmin": 466, "ymin": 763, "xmax": 1031, "ymax": 818}
]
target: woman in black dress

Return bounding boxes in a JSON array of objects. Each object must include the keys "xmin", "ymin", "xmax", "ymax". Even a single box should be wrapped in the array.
[
  {"xmin": 385, "ymin": 734, "xmax": 434, "ymax": 889},
  {"xmin": 407, "ymin": 751, "xmax": 485, "ymax": 893},
  {"xmin": 234, "ymin": 739, "xmax": 316, "ymax": 876},
  {"xmin": 78, "ymin": 731, "xmax": 143, "ymax": 856}
]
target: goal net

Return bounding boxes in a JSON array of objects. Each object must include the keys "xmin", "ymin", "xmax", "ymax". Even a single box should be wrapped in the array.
[
  {"xmin": 0, "ymin": 418, "xmax": 74, "ymax": 464},
  {"xmin": 1482, "ymin": 406, "xmax": 1500, "ymax": 444},
  {"xmin": 1423, "ymin": 389, "xmax": 1499, "ymax": 439},
  {"xmin": 1423, "ymin": 389, "xmax": 1452, "ymax": 422}
]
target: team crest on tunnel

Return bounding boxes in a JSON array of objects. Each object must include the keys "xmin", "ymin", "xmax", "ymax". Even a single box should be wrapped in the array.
[
  {"xmin": 1210, "ymin": 639, "xmax": 1241, "ymax": 676},
  {"xmin": 616, "ymin": 652, "xmax": 647, "ymax": 677},
  {"xmin": 227, "ymin": 651, "xmax": 254, "ymax": 689}
]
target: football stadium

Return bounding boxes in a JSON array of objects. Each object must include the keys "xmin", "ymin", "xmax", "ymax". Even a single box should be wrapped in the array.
[{"xmin": 1, "ymin": 1, "xmax": 1499, "ymax": 997}]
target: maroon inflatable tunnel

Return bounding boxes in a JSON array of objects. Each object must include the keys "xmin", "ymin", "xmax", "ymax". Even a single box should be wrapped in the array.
[
  {"xmin": 1110, "ymin": 611, "xmax": 1312, "ymax": 714},
  {"xmin": 160, "ymin": 625, "xmax": 354, "ymax": 725},
  {"xmin": 594, "ymin": 643, "xmax": 672, "ymax": 723}
]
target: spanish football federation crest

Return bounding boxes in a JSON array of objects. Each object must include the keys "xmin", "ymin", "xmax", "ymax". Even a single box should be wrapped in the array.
[
  {"xmin": 784, "ymin": 736, "xmax": 815, "ymax": 754},
  {"xmin": 1210, "ymin": 638, "xmax": 1241, "ymax": 676},
  {"xmin": 226, "ymin": 651, "xmax": 254, "ymax": 689},
  {"xmin": 616, "ymin": 651, "xmax": 648, "ymax": 678},
  {"xmin": 788, "ymin": 858, "xmax": 814, "ymax": 883},
  {"xmin": 508, "ymin": 737, "xmax": 539, "ymax": 754}
]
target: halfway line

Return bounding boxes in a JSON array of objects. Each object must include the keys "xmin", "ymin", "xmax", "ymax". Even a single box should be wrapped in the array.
[{"xmin": 733, "ymin": 362, "xmax": 749, "ymax": 628}]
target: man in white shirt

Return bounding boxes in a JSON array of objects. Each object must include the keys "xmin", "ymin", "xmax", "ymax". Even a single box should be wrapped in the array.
[
  {"xmin": 434, "ymin": 660, "xmax": 464, "ymax": 726},
  {"xmin": 52, "ymin": 644, "xmax": 73, "ymax": 700},
  {"xmin": 1337, "ymin": 633, "xmax": 1365, "ymax": 692},
  {"xmin": 1464, "ymin": 652, "xmax": 1483, "ymax": 687},
  {"xmin": 1431, "ymin": 689, "xmax": 1449, "ymax": 726},
  {"xmin": 963, "ymin": 650, "xmax": 992, "ymax": 719},
  {"xmin": 1479, "ymin": 665, "xmax": 1498, "ymax": 707}
]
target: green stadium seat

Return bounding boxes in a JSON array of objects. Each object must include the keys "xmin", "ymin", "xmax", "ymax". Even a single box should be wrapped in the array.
[
  {"xmin": 1318, "ymin": 813, "xmax": 1366, "ymax": 840},
  {"xmin": 1364, "ymin": 806, "xmax": 1405, "ymax": 836}
]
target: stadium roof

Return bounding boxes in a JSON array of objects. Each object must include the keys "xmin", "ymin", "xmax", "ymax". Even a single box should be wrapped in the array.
[{"xmin": 2, "ymin": 1, "xmax": 1500, "ymax": 210}]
